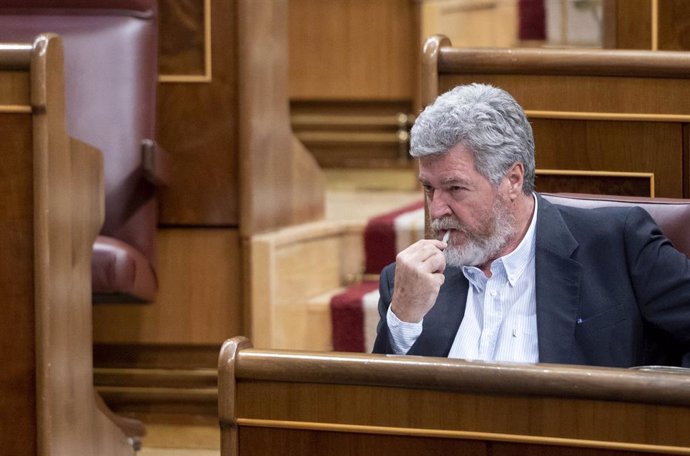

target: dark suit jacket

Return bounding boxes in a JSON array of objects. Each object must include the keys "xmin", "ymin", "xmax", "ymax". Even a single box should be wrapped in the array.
[{"xmin": 373, "ymin": 194, "xmax": 690, "ymax": 367}]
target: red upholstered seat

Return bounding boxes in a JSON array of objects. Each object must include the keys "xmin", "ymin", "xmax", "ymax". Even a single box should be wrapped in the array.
[{"xmin": 0, "ymin": 0, "xmax": 165, "ymax": 302}]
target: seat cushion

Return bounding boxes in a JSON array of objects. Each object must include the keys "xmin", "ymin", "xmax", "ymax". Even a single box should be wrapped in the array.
[{"xmin": 92, "ymin": 235, "xmax": 157, "ymax": 303}]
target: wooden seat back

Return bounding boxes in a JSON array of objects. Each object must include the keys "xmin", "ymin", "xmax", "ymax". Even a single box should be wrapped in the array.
[
  {"xmin": 421, "ymin": 36, "xmax": 690, "ymax": 198},
  {"xmin": 0, "ymin": 34, "xmax": 139, "ymax": 455}
]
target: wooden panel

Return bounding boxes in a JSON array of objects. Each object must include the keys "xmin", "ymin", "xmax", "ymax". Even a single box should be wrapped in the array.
[
  {"xmin": 602, "ymin": 0, "xmax": 652, "ymax": 49},
  {"xmin": 240, "ymin": 427, "xmax": 487, "ymax": 456},
  {"xmin": 247, "ymin": 221, "xmax": 364, "ymax": 350},
  {"xmin": 93, "ymin": 228, "xmax": 242, "ymax": 344},
  {"xmin": 236, "ymin": 381, "xmax": 690, "ymax": 447},
  {"xmin": 0, "ymin": 70, "xmax": 29, "ymax": 105},
  {"xmin": 658, "ymin": 0, "xmax": 690, "ymax": 50},
  {"xmin": 531, "ymin": 120, "xmax": 682, "ymax": 197},
  {"xmin": 288, "ymin": 0, "xmax": 417, "ymax": 101},
  {"xmin": 420, "ymin": 0, "xmax": 518, "ymax": 48},
  {"xmin": 491, "ymin": 442, "xmax": 647, "ymax": 456},
  {"xmin": 440, "ymin": 73, "xmax": 690, "ymax": 116},
  {"xmin": 157, "ymin": 0, "xmax": 238, "ymax": 225},
  {"xmin": 238, "ymin": 0, "xmax": 324, "ymax": 235},
  {"xmin": 219, "ymin": 338, "xmax": 690, "ymax": 456},
  {"xmin": 604, "ymin": 0, "xmax": 690, "ymax": 51},
  {"xmin": 0, "ymin": 112, "xmax": 36, "ymax": 455},
  {"xmin": 158, "ymin": 0, "xmax": 206, "ymax": 76},
  {"xmin": 535, "ymin": 174, "xmax": 652, "ymax": 197},
  {"xmin": 220, "ymin": 344, "xmax": 690, "ymax": 456}
]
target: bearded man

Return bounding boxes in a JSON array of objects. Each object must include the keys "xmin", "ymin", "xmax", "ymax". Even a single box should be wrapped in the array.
[{"xmin": 372, "ymin": 83, "xmax": 690, "ymax": 367}]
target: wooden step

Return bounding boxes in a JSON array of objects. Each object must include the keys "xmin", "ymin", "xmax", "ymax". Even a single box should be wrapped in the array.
[{"xmin": 95, "ymin": 368, "xmax": 217, "ymax": 416}]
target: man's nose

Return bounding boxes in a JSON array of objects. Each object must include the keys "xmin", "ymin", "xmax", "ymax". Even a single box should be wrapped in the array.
[{"xmin": 428, "ymin": 193, "xmax": 452, "ymax": 219}]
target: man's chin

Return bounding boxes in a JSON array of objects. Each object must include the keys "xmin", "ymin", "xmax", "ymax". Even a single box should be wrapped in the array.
[{"xmin": 444, "ymin": 245, "xmax": 490, "ymax": 268}]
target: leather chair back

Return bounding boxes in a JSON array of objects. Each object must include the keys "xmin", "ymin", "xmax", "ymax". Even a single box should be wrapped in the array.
[{"xmin": 543, "ymin": 193, "xmax": 690, "ymax": 257}]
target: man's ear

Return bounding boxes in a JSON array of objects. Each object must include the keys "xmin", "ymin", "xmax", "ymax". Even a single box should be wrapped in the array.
[{"xmin": 505, "ymin": 162, "xmax": 525, "ymax": 198}]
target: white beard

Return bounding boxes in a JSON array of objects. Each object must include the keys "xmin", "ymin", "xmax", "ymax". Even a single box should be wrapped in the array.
[{"xmin": 432, "ymin": 197, "xmax": 516, "ymax": 268}]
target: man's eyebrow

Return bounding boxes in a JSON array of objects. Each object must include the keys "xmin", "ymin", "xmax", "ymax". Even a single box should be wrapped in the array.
[
  {"xmin": 417, "ymin": 176, "xmax": 471, "ymax": 188},
  {"xmin": 440, "ymin": 176, "xmax": 470, "ymax": 187}
]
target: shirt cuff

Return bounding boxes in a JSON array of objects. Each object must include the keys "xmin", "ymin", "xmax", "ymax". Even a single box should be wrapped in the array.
[{"xmin": 386, "ymin": 306, "xmax": 423, "ymax": 354}]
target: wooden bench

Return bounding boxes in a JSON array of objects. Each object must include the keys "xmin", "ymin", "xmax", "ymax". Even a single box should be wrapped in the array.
[
  {"xmin": 0, "ymin": 34, "xmax": 140, "ymax": 455},
  {"xmin": 219, "ymin": 337, "xmax": 690, "ymax": 456},
  {"xmin": 422, "ymin": 35, "xmax": 690, "ymax": 198}
]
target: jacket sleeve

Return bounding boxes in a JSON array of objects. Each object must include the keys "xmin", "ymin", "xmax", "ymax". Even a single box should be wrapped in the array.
[
  {"xmin": 626, "ymin": 207, "xmax": 690, "ymax": 366},
  {"xmin": 372, "ymin": 263, "xmax": 395, "ymax": 354}
]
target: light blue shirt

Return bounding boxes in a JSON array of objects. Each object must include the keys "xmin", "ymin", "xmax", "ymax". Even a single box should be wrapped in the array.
[{"xmin": 387, "ymin": 194, "xmax": 539, "ymax": 363}]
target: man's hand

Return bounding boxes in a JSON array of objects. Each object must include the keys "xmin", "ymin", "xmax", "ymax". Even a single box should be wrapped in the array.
[{"xmin": 391, "ymin": 239, "xmax": 447, "ymax": 323}]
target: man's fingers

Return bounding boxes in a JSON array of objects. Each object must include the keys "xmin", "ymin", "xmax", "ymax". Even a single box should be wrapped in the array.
[{"xmin": 397, "ymin": 239, "xmax": 446, "ymax": 264}]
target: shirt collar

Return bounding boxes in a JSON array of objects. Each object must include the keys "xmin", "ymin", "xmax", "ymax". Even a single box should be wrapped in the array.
[
  {"xmin": 462, "ymin": 193, "xmax": 538, "ymax": 288},
  {"xmin": 501, "ymin": 193, "xmax": 538, "ymax": 286}
]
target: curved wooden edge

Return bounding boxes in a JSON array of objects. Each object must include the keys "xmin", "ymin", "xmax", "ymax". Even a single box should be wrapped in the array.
[
  {"xmin": 219, "ymin": 337, "xmax": 253, "ymax": 456},
  {"xmin": 0, "ymin": 43, "xmax": 31, "ymax": 69},
  {"xmin": 30, "ymin": 33, "xmax": 138, "ymax": 455},
  {"xmin": 420, "ymin": 35, "xmax": 451, "ymax": 108},
  {"xmin": 438, "ymin": 46, "xmax": 690, "ymax": 79},
  {"xmin": 219, "ymin": 336, "xmax": 253, "ymax": 423},
  {"xmin": 233, "ymin": 347, "xmax": 690, "ymax": 407},
  {"xmin": 237, "ymin": 0, "xmax": 325, "ymax": 235},
  {"xmin": 30, "ymin": 32, "xmax": 69, "ymax": 456}
]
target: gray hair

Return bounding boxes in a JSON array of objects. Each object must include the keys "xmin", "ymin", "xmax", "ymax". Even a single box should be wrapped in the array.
[{"xmin": 411, "ymin": 83, "xmax": 535, "ymax": 193}]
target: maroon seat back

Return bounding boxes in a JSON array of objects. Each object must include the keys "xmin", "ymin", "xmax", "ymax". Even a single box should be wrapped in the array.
[
  {"xmin": 0, "ymin": 0, "xmax": 162, "ymax": 302},
  {"xmin": 543, "ymin": 193, "xmax": 690, "ymax": 257}
]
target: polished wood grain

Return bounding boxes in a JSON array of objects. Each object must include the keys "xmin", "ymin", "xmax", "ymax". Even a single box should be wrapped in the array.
[
  {"xmin": 602, "ymin": 0, "xmax": 652, "ymax": 49},
  {"xmin": 158, "ymin": 0, "xmax": 325, "ymax": 229},
  {"xmin": 157, "ymin": 0, "xmax": 238, "ymax": 225},
  {"xmin": 0, "ymin": 70, "xmax": 30, "ymax": 105},
  {"xmin": 93, "ymin": 228, "xmax": 242, "ymax": 344},
  {"xmin": 0, "ymin": 112, "xmax": 36, "ymax": 456},
  {"xmin": 438, "ymin": 47, "xmax": 690, "ymax": 79},
  {"xmin": 288, "ymin": 0, "xmax": 416, "ymax": 101},
  {"xmin": 238, "ymin": 0, "xmax": 324, "ymax": 236},
  {"xmin": 419, "ymin": 0, "xmax": 518, "ymax": 50},
  {"xmin": 219, "ymin": 340, "xmax": 690, "ymax": 456},
  {"xmin": 0, "ymin": 33, "xmax": 137, "ymax": 455},
  {"xmin": 239, "ymin": 427, "xmax": 487, "ymax": 456},
  {"xmin": 657, "ymin": 0, "xmax": 690, "ymax": 50},
  {"xmin": 604, "ymin": 0, "xmax": 690, "ymax": 51},
  {"xmin": 247, "ymin": 220, "xmax": 364, "ymax": 350},
  {"xmin": 158, "ymin": 0, "xmax": 206, "ymax": 77},
  {"xmin": 290, "ymin": 100, "xmax": 414, "ymax": 168}
]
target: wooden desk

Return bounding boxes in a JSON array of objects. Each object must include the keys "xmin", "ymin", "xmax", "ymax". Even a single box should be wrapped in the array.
[{"xmin": 219, "ymin": 337, "xmax": 690, "ymax": 456}]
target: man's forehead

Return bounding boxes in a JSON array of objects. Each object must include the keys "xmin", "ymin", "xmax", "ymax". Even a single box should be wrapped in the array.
[{"xmin": 417, "ymin": 146, "xmax": 477, "ymax": 177}]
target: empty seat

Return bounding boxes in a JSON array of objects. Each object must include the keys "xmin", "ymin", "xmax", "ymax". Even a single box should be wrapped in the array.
[{"xmin": 0, "ymin": 0, "xmax": 167, "ymax": 302}]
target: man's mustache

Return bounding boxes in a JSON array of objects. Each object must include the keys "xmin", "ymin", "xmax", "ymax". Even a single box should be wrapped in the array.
[{"xmin": 431, "ymin": 216, "xmax": 462, "ymax": 232}]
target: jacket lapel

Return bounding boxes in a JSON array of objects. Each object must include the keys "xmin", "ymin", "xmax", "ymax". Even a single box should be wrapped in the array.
[
  {"xmin": 535, "ymin": 196, "xmax": 582, "ymax": 364},
  {"xmin": 408, "ymin": 266, "xmax": 468, "ymax": 357}
]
